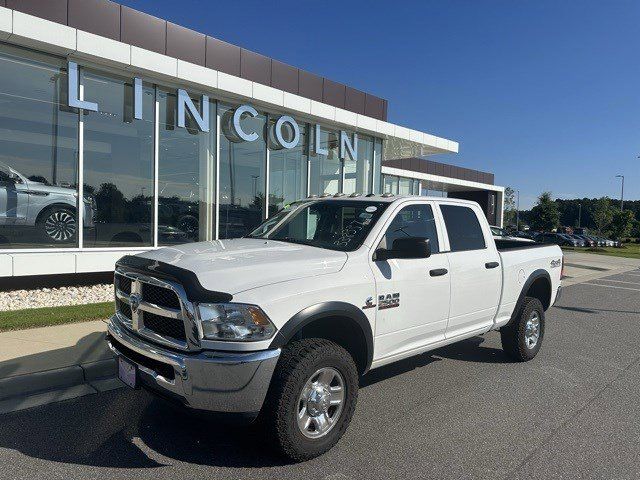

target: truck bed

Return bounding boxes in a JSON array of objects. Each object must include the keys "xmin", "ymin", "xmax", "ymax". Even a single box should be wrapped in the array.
[{"xmin": 495, "ymin": 239, "xmax": 548, "ymax": 251}]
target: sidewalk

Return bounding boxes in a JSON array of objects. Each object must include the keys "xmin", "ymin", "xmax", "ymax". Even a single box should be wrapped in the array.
[
  {"xmin": 561, "ymin": 250, "xmax": 640, "ymax": 286},
  {"xmin": 0, "ymin": 320, "xmax": 121, "ymax": 414}
]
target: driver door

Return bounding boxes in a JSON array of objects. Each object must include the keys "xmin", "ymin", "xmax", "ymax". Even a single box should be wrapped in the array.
[{"xmin": 370, "ymin": 202, "xmax": 450, "ymax": 361}]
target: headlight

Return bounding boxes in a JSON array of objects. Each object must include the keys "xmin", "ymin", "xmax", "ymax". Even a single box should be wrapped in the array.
[{"xmin": 197, "ymin": 303, "xmax": 276, "ymax": 341}]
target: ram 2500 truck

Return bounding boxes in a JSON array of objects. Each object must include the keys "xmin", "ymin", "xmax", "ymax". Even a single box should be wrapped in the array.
[{"xmin": 106, "ymin": 195, "xmax": 562, "ymax": 461}]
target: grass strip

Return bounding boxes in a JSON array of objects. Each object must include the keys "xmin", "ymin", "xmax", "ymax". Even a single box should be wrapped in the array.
[{"xmin": 0, "ymin": 302, "xmax": 114, "ymax": 332}]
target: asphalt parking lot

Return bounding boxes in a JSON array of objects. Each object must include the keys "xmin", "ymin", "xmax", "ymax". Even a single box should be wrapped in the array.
[{"xmin": 1, "ymin": 269, "xmax": 639, "ymax": 480}]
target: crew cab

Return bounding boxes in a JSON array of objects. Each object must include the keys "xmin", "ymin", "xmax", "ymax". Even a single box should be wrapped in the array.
[{"xmin": 106, "ymin": 195, "xmax": 562, "ymax": 461}]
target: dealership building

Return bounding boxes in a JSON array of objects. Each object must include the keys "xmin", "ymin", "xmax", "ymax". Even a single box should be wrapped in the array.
[{"xmin": 0, "ymin": 0, "xmax": 503, "ymax": 278}]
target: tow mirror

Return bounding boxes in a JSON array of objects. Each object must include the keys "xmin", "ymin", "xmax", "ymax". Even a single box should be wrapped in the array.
[{"xmin": 375, "ymin": 237, "xmax": 431, "ymax": 261}]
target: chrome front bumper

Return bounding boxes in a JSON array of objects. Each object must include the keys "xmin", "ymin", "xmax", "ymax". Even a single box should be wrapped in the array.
[{"xmin": 106, "ymin": 315, "xmax": 280, "ymax": 415}]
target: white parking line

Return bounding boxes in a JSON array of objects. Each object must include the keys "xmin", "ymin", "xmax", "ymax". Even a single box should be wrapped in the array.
[
  {"xmin": 595, "ymin": 279, "xmax": 640, "ymax": 285},
  {"xmin": 582, "ymin": 282, "xmax": 640, "ymax": 292}
]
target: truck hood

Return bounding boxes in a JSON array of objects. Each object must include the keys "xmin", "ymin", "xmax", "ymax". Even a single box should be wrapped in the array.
[{"xmin": 136, "ymin": 238, "xmax": 347, "ymax": 295}]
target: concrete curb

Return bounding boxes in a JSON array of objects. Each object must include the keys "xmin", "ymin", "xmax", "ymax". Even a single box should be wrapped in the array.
[{"xmin": 0, "ymin": 358, "xmax": 122, "ymax": 414}]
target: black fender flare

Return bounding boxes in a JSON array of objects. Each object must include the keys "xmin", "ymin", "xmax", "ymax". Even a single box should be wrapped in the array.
[
  {"xmin": 508, "ymin": 269, "xmax": 552, "ymax": 325},
  {"xmin": 269, "ymin": 301, "xmax": 374, "ymax": 373}
]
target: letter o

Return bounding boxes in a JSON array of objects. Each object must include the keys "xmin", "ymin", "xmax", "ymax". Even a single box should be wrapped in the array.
[
  {"xmin": 274, "ymin": 115, "xmax": 300, "ymax": 149},
  {"xmin": 232, "ymin": 105, "xmax": 259, "ymax": 142}
]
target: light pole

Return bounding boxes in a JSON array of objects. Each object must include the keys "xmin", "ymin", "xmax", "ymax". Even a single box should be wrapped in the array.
[
  {"xmin": 615, "ymin": 174, "xmax": 624, "ymax": 211},
  {"xmin": 578, "ymin": 203, "xmax": 582, "ymax": 228},
  {"xmin": 516, "ymin": 190, "xmax": 520, "ymax": 230}
]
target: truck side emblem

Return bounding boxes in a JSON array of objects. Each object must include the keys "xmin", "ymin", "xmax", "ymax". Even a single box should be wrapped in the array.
[
  {"xmin": 362, "ymin": 296, "xmax": 376, "ymax": 309},
  {"xmin": 378, "ymin": 293, "xmax": 400, "ymax": 310},
  {"xmin": 129, "ymin": 293, "xmax": 141, "ymax": 314},
  {"xmin": 550, "ymin": 259, "xmax": 562, "ymax": 268}
]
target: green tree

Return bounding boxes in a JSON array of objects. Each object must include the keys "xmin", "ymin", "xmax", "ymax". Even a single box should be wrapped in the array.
[
  {"xmin": 530, "ymin": 191, "xmax": 559, "ymax": 231},
  {"xmin": 609, "ymin": 209, "xmax": 635, "ymax": 239},
  {"xmin": 591, "ymin": 197, "xmax": 614, "ymax": 236},
  {"xmin": 503, "ymin": 187, "xmax": 516, "ymax": 227}
]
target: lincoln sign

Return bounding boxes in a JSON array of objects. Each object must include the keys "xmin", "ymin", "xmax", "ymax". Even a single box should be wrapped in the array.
[{"xmin": 67, "ymin": 61, "xmax": 359, "ymax": 161}]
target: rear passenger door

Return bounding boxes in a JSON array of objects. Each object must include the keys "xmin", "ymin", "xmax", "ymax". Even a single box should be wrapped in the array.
[{"xmin": 438, "ymin": 203, "xmax": 501, "ymax": 338}]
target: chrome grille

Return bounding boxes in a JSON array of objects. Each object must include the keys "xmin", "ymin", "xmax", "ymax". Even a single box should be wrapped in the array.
[
  {"xmin": 142, "ymin": 282, "xmax": 180, "ymax": 309},
  {"xmin": 114, "ymin": 269, "xmax": 195, "ymax": 350},
  {"xmin": 143, "ymin": 311, "xmax": 187, "ymax": 341}
]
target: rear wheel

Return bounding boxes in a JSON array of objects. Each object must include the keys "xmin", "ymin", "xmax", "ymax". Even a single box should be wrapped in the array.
[
  {"xmin": 501, "ymin": 296, "xmax": 545, "ymax": 361},
  {"xmin": 260, "ymin": 338, "xmax": 359, "ymax": 462}
]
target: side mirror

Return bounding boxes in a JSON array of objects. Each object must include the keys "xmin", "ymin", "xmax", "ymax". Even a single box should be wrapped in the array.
[{"xmin": 375, "ymin": 237, "xmax": 431, "ymax": 261}]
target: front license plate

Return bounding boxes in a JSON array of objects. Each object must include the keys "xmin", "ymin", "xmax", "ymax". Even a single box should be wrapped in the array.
[{"xmin": 118, "ymin": 357, "xmax": 137, "ymax": 389}]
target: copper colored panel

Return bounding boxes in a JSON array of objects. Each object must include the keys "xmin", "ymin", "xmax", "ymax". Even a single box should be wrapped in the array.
[
  {"xmin": 322, "ymin": 79, "xmax": 346, "ymax": 109},
  {"xmin": 345, "ymin": 87, "xmax": 365, "ymax": 115},
  {"xmin": 206, "ymin": 36, "xmax": 241, "ymax": 77},
  {"xmin": 364, "ymin": 94, "xmax": 384, "ymax": 120},
  {"xmin": 121, "ymin": 6, "xmax": 166, "ymax": 55},
  {"xmin": 240, "ymin": 49, "xmax": 271, "ymax": 85},
  {"xmin": 271, "ymin": 60, "xmax": 298, "ymax": 94},
  {"xmin": 8, "ymin": 0, "xmax": 68, "ymax": 24},
  {"xmin": 68, "ymin": 0, "xmax": 120, "ymax": 41},
  {"xmin": 166, "ymin": 22, "xmax": 206, "ymax": 66},
  {"xmin": 298, "ymin": 70, "xmax": 323, "ymax": 102}
]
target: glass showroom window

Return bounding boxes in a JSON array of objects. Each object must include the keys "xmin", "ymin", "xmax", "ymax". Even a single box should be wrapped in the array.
[
  {"xmin": 268, "ymin": 117, "xmax": 308, "ymax": 216},
  {"xmin": 82, "ymin": 71, "xmax": 155, "ymax": 247},
  {"xmin": 398, "ymin": 177, "xmax": 412, "ymax": 196},
  {"xmin": 372, "ymin": 139, "xmax": 382, "ymax": 194},
  {"xmin": 218, "ymin": 103, "xmax": 266, "ymax": 239},
  {"xmin": 309, "ymin": 128, "xmax": 341, "ymax": 195},
  {"xmin": 343, "ymin": 133, "xmax": 373, "ymax": 195},
  {"xmin": 383, "ymin": 175, "xmax": 398, "ymax": 194},
  {"xmin": 0, "ymin": 45, "xmax": 79, "ymax": 249},
  {"xmin": 158, "ymin": 89, "xmax": 215, "ymax": 245}
]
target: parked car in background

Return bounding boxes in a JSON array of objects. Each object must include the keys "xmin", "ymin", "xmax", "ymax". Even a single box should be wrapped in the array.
[
  {"xmin": 583, "ymin": 235, "xmax": 605, "ymax": 247},
  {"xmin": 490, "ymin": 226, "xmax": 535, "ymax": 243},
  {"xmin": 536, "ymin": 232, "xmax": 579, "ymax": 247},
  {"xmin": 573, "ymin": 234, "xmax": 595, "ymax": 247},
  {"xmin": 565, "ymin": 234, "xmax": 586, "ymax": 247}
]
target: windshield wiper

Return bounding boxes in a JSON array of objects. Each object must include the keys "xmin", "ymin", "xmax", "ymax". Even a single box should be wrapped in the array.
[{"xmin": 273, "ymin": 236, "xmax": 314, "ymax": 246}]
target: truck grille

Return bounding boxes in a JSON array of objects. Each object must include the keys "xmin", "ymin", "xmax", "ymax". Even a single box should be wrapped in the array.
[
  {"xmin": 143, "ymin": 311, "xmax": 187, "ymax": 341},
  {"xmin": 142, "ymin": 283, "xmax": 180, "ymax": 309},
  {"xmin": 114, "ymin": 270, "xmax": 191, "ymax": 350}
]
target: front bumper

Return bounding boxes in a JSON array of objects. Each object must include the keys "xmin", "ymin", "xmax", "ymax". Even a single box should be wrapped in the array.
[{"xmin": 106, "ymin": 315, "xmax": 280, "ymax": 416}]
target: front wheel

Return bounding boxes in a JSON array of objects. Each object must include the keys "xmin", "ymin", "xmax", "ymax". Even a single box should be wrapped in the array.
[
  {"xmin": 500, "ymin": 296, "xmax": 545, "ymax": 361},
  {"xmin": 37, "ymin": 206, "xmax": 76, "ymax": 244},
  {"xmin": 260, "ymin": 339, "xmax": 359, "ymax": 462}
]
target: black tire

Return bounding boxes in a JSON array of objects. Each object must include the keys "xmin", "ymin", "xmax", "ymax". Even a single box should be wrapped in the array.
[
  {"xmin": 260, "ymin": 338, "xmax": 359, "ymax": 462},
  {"xmin": 37, "ymin": 206, "xmax": 76, "ymax": 244},
  {"xmin": 501, "ymin": 296, "xmax": 545, "ymax": 361}
]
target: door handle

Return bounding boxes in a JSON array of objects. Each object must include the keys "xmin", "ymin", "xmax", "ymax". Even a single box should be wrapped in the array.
[
  {"xmin": 485, "ymin": 262, "xmax": 500, "ymax": 269},
  {"xmin": 429, "ymin": 268, "xmax": 448, "ymax": 277}
]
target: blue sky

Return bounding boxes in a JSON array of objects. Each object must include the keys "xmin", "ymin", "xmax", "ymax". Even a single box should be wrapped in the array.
[{"xmin": 120, "ymin": 0, "xmax": 638, "ymax": 209}]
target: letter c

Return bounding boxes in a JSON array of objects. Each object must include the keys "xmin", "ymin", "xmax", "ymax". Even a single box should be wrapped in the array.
[{"xmin": 232, "ymin": 105, "xmax": 259, "ymax": 142}]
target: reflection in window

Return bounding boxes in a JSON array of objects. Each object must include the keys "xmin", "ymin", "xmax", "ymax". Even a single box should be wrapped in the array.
[
  {"xmin": 82, "ymin": 71, "xmax": 154, "ymax": 247},
  {"xmin": 343, "ymin": 134, "xmax": 373, "ymax": 195},
  {"xmin": 218, "ymin": 103, "xmax": 266, "ymax": 239},
  {"xmin": 0, "ymin": 45, "xmax": 79, "ymax": 248},
  {"xmin": 380, "ymin": 204, "xmax": 440, "ymax": 252},
  {"xmin": 309, "ymin": 128, "xmax": 341, "ymax": 195},
  {"xmin": 398, "ymin": 177, "xmax": 412, "ymax": 196},
  {"xmin": 383, "ymin": 175, "xmax": 398, "ymax": 194},
  {"xmin": 268, "ymin": 118, "xmax": 308, "ymax": 215},
  {"xmin": 158, "ymin": 90, "xmax": 215, "ymax": 245}
]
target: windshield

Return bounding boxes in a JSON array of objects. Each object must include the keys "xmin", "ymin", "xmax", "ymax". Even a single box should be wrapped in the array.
[{"xmin": 247, "ymin": 200, "xmax": 389, "ymax": 251}]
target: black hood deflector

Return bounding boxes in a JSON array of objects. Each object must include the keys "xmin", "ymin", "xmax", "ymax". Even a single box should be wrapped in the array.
[{"xmin": 116, "ymin": 255, "xmax": 233, "ymax": 303}]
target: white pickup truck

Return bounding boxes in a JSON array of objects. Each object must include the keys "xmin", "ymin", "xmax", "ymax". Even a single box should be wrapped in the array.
[{"xmin": 106, "ymin": 195, "xmax": 562, "ymax": 461}]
